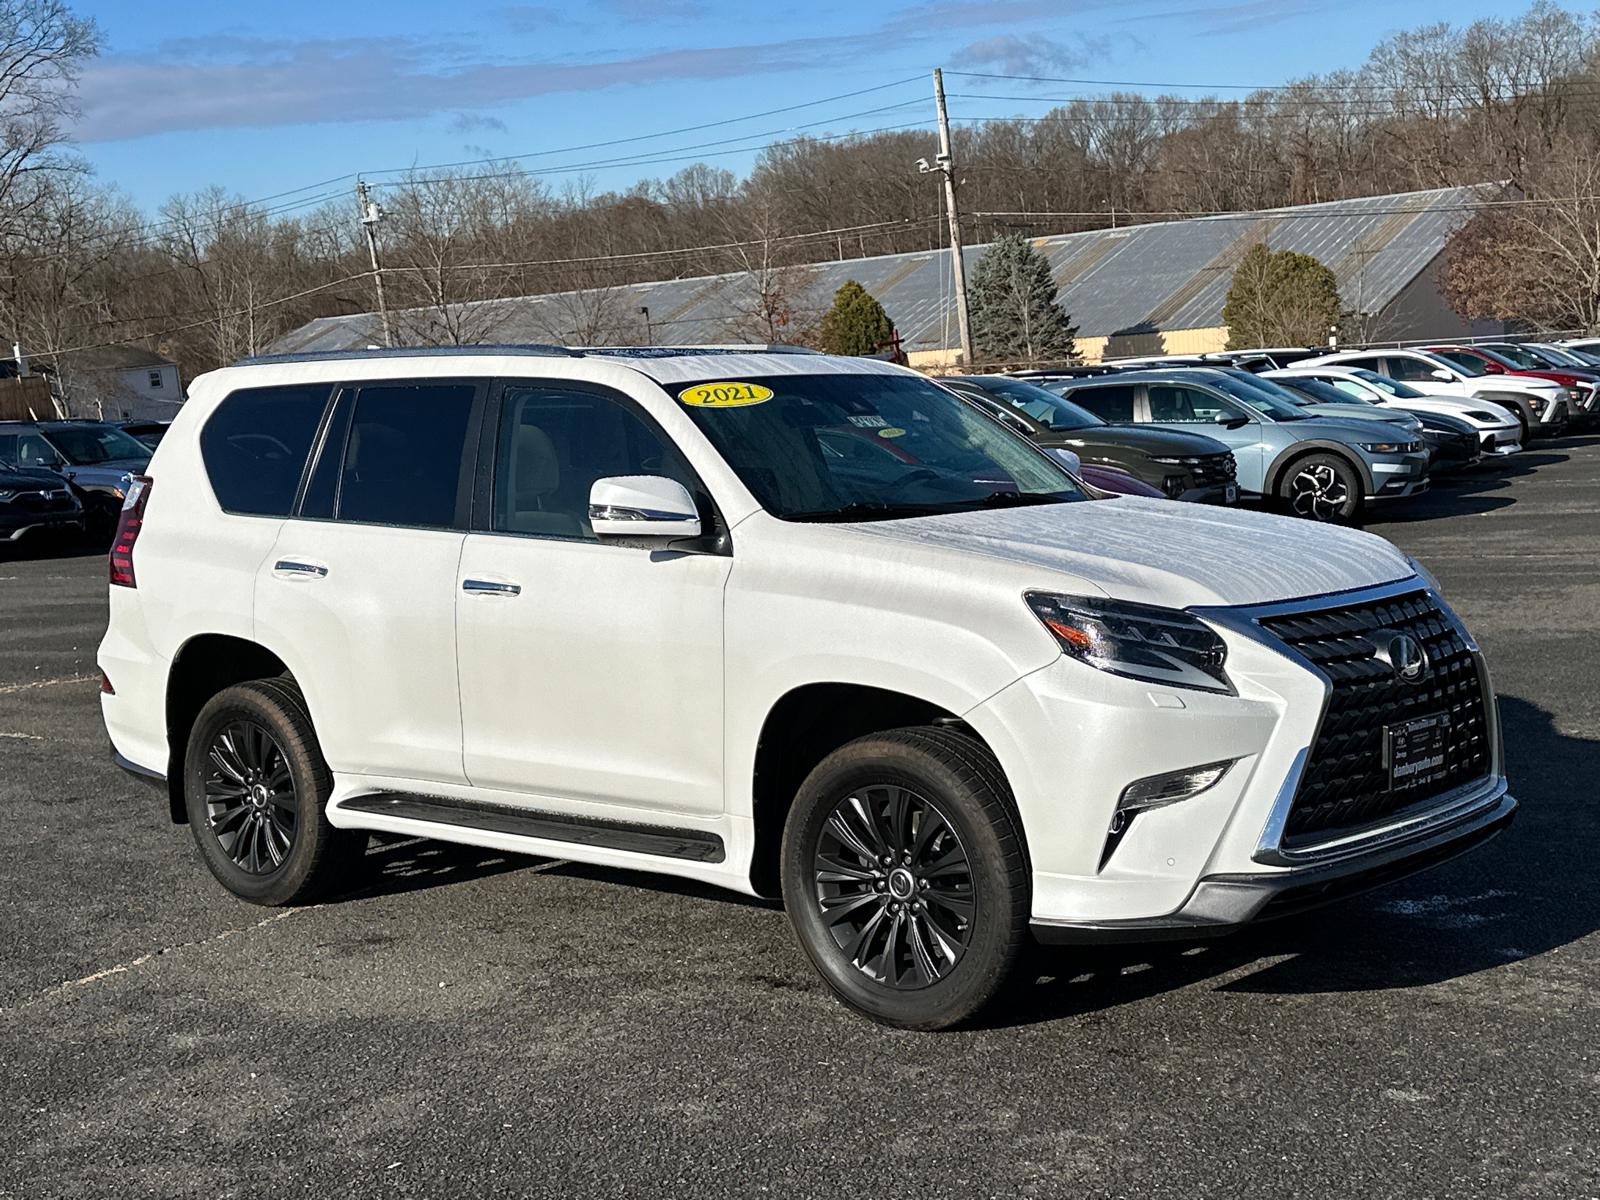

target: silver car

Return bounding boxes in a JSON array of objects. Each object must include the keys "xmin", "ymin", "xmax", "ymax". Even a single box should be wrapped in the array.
[{"xmin": 1046, "ymin": 369, "xmax": 1429, "ymax": 522}]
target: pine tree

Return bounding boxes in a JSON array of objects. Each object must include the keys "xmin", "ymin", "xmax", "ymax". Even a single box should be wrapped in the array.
[
  {"xmin": 1222, "ymin": 244, "xmax": 1344, "ymax": 349},
  {"xmin": 968, "ymin": 234, "xmax": 1081, "ymax": 366},
  {"xmin": 818, "ymin": 279, "xmax": 896, "ymax": 356}
]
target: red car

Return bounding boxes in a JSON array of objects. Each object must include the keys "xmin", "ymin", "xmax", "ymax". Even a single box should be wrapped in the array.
[{"xmin": 1426, "ymin": 345, "xmax": 1587, "ymax": 428}]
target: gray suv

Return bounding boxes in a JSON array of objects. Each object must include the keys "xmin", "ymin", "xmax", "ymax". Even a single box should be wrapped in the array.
[{"xmin": 1047, "ymin": 369, "xmax": 1429, "ymax": 521}]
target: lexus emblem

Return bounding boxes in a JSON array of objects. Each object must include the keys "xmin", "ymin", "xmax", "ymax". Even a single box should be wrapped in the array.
[{"xmin": 1370, "ymin": 628, "xmax": 1429, "ymax": 681}]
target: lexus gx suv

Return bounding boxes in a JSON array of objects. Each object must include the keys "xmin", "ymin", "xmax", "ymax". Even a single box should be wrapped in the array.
[{"xmin": 99, "ymin": 347, "xmax": 1514, "ymax": 1029}]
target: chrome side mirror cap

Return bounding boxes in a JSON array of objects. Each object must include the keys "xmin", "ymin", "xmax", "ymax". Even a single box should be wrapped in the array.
[{"xmin": 589, "ymin": 475, "xmax": 702, "ymax": 539}]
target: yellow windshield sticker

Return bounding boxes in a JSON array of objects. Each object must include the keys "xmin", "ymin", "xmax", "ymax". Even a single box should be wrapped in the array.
[
  {"xmin": 877, "ymin": 427, "xmax": 907, "ymax": 438},
  {"xmin": 679, "ymin": 382, "xmax": 774, "ymax": 408}
]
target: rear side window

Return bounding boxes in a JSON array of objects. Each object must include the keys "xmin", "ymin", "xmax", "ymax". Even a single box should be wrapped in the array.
[
  {"xmin": 1065, "ymin": 385, "xmax": 1136, "ymax": 422},
  {"xmin": 1389, "ymin": 355, "xmax": 1448, "ymax": 381},
  {"xmin": 336, "ymin": 384, "xmax": 477, "ymax": 529},
  {"xmin": 1148, "ymin": 385, "xmax": 1231, "ymax": 423},
  {"xmin": 201, "ymin": 385, "xmax": 332, "ymax": 516}
]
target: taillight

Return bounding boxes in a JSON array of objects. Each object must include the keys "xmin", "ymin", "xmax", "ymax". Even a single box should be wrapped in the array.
[{"xmin": 109, "ymin": 475, "xmax": 152, "ymax": 589}]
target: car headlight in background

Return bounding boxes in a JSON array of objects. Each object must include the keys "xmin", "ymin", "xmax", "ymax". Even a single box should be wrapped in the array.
[
  {"xmin": 1464, "ymin": 411, "xmax": 1500, "ymax": 422},
  {"xmin": 1359, "ymin": 441, "xmax": 1421, "ymax": 453},
  {"xmin": 0, "ymin": 490, "xmax": 14, "ymax": 502},
  {"xmin": 1025, "ymin": 593, "xmax": 1233, "ymax": 693}
]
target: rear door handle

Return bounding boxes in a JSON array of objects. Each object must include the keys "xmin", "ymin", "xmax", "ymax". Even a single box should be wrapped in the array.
[
  {"xmin": 273, "ymin": 559, "xmax": 328, "ymax": 579},
  {"xmin": 462, "ymin": 579, "xmax": 520, "ymax": 596}
]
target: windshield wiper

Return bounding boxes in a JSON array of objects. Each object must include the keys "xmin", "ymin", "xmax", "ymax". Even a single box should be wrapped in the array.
[
  {"xmin": 783, "ymin": 501, "xmax": 951, "ymax": 523},
  {"xmin": 967, "ymin": 491, "xmax": 1068, "ymax": 508}
]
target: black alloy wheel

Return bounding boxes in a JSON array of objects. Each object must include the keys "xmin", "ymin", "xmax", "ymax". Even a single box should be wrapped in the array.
[
  {"xmin": 1280, "ymin": 453, "xmax": 1362, "ymax": 522},
  {"xmin": 185, "ymin": 679, "xmax": 362, "ymax": 905},
  {"xmin": 812, "ymin": 783, "xmax": 975, "ymax": 989},
  {"xmin": 781, "ymin": 727, "xmax": 1029, "ymax": 1030}
]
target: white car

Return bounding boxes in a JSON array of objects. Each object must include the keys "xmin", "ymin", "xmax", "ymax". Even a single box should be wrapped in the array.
[
  {"xmin": 1297, "ymin": 349, "xmax": 1567, "ymax": 442},
  {"xmin": 98, "ymin": 347, "xmax": 1515, "ymax": 1029},
  {"xmin": 1264, "ymin": 367, "xmax": 1522, "ymax": 455}
]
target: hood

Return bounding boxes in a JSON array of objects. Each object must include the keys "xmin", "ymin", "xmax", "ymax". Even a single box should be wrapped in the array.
[
  {"xmin": 60, "ymin": 459, "xmax": 144, "ymax": 481},
  {"xmin": 1300, "ymin": 402, "xmax": 1416, "ymax": 429},
  {"xmin": 1044, "ymin": 425, "xmax": 1232, "ymax": 456},
  {"xmin": 847, "ymin": 497, "xmax": 1412, "ymax": 608},
  {"xmin": 0, "ymin": 466, "xmax": 69, "ymax": 489}
]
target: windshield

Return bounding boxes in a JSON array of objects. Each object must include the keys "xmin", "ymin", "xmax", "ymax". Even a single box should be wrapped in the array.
[
  {"xmin": 43, "ymin": 424, "xmax": 152, "ymax": 466},
  {"xmin": 1433, "ymin": 350, "xmax": 1488, "ymax": 377},
  {"xmin": 968, "ymin": 376, "xmax": 1105, "ymax": 431},
  {"xmin": 1279, "ymin": 377, "xmax": 1364, "ymax": 406},
  {"xmin": 1205, "ymin": 374, "xmax": 1310, "ymax": 421},
  {"xmin": 1347, "ymin": 369, "xmax": 1425, "ymax": 399},
  {"xmin": 673, "ymin": 372, "xmax": 1086, "ymax": 521}
]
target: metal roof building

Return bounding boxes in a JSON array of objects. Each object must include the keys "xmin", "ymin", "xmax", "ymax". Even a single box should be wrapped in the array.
[{"xmin": 271, "ymin": 184, "xmax": 1497, "ymax": 365}]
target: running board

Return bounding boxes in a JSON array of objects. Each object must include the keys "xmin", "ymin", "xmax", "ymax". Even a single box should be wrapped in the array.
[{"xmin": 339, "ymin": 793, "xmax": 726, "ymax": 864}]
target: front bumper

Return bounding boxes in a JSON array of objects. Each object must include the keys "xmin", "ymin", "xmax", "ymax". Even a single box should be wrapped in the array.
[
  {"xmin": 2, "ymin": 512, "xmax": 85, "ymax": 540},
  {"xmin": 1367, "ymin": 451, "xmax": 1430, "ymax": 500}
]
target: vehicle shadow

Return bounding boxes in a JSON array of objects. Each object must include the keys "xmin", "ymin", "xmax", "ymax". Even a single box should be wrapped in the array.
[
  {"xmin": 335, "ymin": 832, "xmax": 536, "ymax": 900},
  {"xmin": 1366, "ymin": 452, "xmax": 1570, "ymax": 524},
  {"xmin": 980, "ymin": 693, "xmax": 1598, "ymax": 1029}
]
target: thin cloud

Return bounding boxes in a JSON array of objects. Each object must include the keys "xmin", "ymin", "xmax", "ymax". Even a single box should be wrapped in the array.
[
  {"xmin": 601, "ymin": 0, "xmax": 709, "ymax": 21},
  {"xmin": 953, "ymin": 32, "xmax": 1113, "ymax": 74}
]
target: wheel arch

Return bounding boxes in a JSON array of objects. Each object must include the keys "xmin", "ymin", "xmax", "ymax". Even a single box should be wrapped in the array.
[
  {"xmin": 1265, "ymin": 441, "xmax": 1375, "ymax": 497},
  {"xmin": 746, "ymin": 682, "xmax": 1016, "ymax": 898},
  {"xmin": 164, "ymin": 634, "xmax": 291, "ymax": 823}
]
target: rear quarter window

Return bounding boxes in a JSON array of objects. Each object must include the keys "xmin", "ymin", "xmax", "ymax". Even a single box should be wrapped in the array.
[
  {"xmin": 200, "ymin": 385, "xmax": 333, "ymax": 516},
  {"xmin": 1064, "ymin": 385, "xmax": 1136, "ymax": 423}
]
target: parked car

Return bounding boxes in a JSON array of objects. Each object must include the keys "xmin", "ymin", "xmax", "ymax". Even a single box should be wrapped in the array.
[
  {"xmin": 1027, "ymin": 442, "xmax": 1169, "ymax": 499},
  {"xmin": 1043, "ymin": 368, "xmax": 1429, "ymax": 522},
  {"xmin": 1557, "ymin": 337, "xmax": 1600, "ymax": 359},
  {"xmin": 1269, "ymin": 377, "xmax": 1482, "ymax": 469},
  {"xmin": 1424, "ymin": 344, "xmax": 1592, "ymax": 426},
  {"xmin": 98, "ymin": 345, "xmax": 1513, "ymax": 1029},
  {"xmin": 1297, "ymin": 349, "xmax": 1568, "ymax": 442},
  {"xmin": 940, "ymin": 375, "xmax": 1238, "ymax": 503},
  {"xmin": 0, "ymin": 463, "xmax": 83, "ymax": 547},
  {"xmin": 0, "ymin": 419, "xmax": 152, "ymax": 540},
  {"xmin": 1263, "ymin": 366, "xmax": 1522, "ymax": 456},
  {"xmin": 1205, "ymin": 368, "xmax": 1427, "ymax": 436},
  {"xmin": 1475, "ymin": 344, "xmax": 1600, "ymax": 421},
  {"xmin": 113, "ymin": 420, "xmax": 173, "ymax": 450}
]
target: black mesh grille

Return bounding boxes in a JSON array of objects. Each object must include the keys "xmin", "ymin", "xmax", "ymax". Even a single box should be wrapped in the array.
[
  {"xmin": 1257, "ymin": 589, "xmax": 1491, "ymax": 841},
  {"xmin": 1190, "ymin": 453, "xmax": 1237, "ymax": 485}
]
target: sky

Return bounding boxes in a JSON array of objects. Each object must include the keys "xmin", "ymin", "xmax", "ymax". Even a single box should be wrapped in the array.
[{"xmin": 69, "ymin": 0, "xmax": 1536, "ymax": 220}]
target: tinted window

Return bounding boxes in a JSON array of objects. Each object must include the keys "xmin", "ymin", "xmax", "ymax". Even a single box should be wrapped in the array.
[
  {"xmin": 44, "ymin": 424, "xmax": 151, "ymax": 466},
  {"xmin": 1148, "ymin": 385, "xmax": 1235, "ymax": 423},
  {"xmin": 494, "ymin": 386, "xmax": 694, "ymax": 540},
  {"xmin": 0, "ymin": 432, "xmax": 59, "ymax": 467},
  {"xmin": 1392, "ymin": 355, "xmax": 1455, "ymax": 381},
  {"xmin": 1065, "ymin": 384, "xmax": 1136, "ymax": 422},
  {"xmin": 1340, "ymin": 356, "xmax": 1386, "ymax": 373},
  {"xmin": 337, "ymin": 384, "xmax": 476, "ymax": 528},
  {"xmin": 971, "ymin": 377, "xmax": 1104, "ymax": 431},
  {"xmin": 201, "ymin": 385, "xmax": 331, "ymax": 516}
]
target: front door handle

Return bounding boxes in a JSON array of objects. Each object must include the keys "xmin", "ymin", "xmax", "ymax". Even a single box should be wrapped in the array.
[
  {"xmin": 274, "ymin": 559, "xmax": 328, "ymax": 579},
  {"xmin": 462, "ymin": 579, "xmax": 521, "ymax": 596}
]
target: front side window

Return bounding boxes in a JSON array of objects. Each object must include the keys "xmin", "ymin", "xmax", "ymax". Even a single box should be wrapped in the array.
[
  {"xmin": 674, "ymin": 371, "xmax": 1082, "ymax": 521},
  {"xmin": 335, "ymin": 384, "xmax": 477, "ymax": 529},
  {"xmin": 1417, "ymin": 353, "xmax": 1478, "ymax": 379},
  {"xmin": 43, "ymin": 424, "xmax": 151, "ymax": 466},
  {"xmin": 1148, "ymin": 385, "xmax": 1237, "ymax": 423},
  {"xmin": 202, "ymin": 385, "xmax": 332, "ymax": 517},
  {"xmin": 493, "ymin": 385, "xmax": 695, "ymax": 540},
  {"xmin": 0, "ymin": 432, "xmax": 59, "ymax": 467}
]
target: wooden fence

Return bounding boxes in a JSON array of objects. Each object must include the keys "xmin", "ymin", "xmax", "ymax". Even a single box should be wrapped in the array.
[{"xmin": 0, "ymin": 376, "xmax": 56, "ymax": 421}]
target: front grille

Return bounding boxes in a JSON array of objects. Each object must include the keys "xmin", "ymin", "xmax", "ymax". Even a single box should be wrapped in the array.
[
  {"xmin": 1190, "ymin": 453, "xmax": 1237, "ymax": 486},
  {"xmin": 8, "ymin": 489, "xmax": 75, "ymax": 512},
  {"xmin": 1257, "ymin": 589, "xmax": 1491, "ymax": 842}
]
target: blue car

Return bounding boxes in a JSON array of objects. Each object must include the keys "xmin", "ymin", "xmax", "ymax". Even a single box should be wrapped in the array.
[{"xmin": 1044, "ymin": 369, "xmax": 1429, "ymax": 522}]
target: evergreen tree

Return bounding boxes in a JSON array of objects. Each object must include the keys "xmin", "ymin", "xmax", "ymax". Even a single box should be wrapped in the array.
[
  {"xmin": 1222, "ymin": 244, "xmax": 1344, "ymax": 349},
  {"xmin": 818, "ymin": 279, "xmax": 896, "ymax": 356},
  {"xmin": 968, "ymin": 234, "xmax": 1081, "ymax": 365}
]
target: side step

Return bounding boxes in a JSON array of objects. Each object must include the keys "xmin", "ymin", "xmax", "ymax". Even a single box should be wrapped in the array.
[{"xmin": 339, "ymin": 793, "xmax": 726, "ymax": 864}]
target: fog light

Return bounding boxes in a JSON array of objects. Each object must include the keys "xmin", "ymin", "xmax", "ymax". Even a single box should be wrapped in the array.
[{"xmin": 1101, "ymin": 759, "xmax": 1235, "ymax": 871}]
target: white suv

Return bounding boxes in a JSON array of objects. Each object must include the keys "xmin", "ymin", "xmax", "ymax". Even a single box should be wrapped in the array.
[{"xmin": 99, "ymin": 347, "xmax": 1515, "ymax": 1029}]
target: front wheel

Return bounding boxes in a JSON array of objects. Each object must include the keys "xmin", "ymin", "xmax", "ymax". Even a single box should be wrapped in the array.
[
  {"xmin": 780, "ymin": 727, "xmax": 1029, "ymax": 1030},
  {"xmin": 184, "ymin": 678, "xmax": 362, "ymax": 905},
  {"xmin": 1279, "ymin": 453, "xmax": 1363, "ymax": 522}
]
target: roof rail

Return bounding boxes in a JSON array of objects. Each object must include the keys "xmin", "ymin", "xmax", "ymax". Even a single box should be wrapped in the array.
[{"xmin": 232, "ymin": 344, "xmax": 585, "ymax": 367}]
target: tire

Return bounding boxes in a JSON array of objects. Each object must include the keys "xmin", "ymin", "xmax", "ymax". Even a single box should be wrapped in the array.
[
  {"xmin": 184, "ymin": 678, "xmax": 361, "ymax": 906},
  {"xmin": 1278, "ymin": 453, "xmax": 1363, "ymax": 523},
  {"xmin": 780, "ymin": 727, "xmax": 1029, "ymax": 1030}
]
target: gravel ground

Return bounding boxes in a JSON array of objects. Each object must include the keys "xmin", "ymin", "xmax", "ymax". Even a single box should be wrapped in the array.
[{"xmin": 1, "ymin": 436, "xmax": 1597, "ymax": 1200}]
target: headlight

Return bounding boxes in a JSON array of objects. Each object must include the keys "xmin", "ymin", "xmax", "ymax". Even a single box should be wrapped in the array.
[
  {"xmin": 1025, "ymin": 593, "xmax": 1233, "ymax": 693},
  {"xmin": 0, "ymin": 490, "xmax": 14, "ymax": 502},
  {"xmin": 1359, "ymin": 441, "xmax": 1420, "ymax": 453},
  {"xmin": 1150, "ymin": 456, "xmax": 1200, "ymax": 465},
  {"xmin": 1464, "ymin": 411, "xmax": 1498, "ymax": 421},
  {"xmin": 1405, "ymin": 554, "xmax": 1443, "ymax": 594}
]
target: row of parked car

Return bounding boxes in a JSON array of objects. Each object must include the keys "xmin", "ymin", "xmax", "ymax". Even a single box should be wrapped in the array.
[
  {"xmin": 936, "ymin": 339, "xmax": 1598, "ymax": 522},
  {"xmin": 0, "ymin": 419, "xmax": 167, "ymax": 549}
]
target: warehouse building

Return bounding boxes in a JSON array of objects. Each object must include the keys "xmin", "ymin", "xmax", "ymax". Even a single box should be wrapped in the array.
[{"xmin": 271, "ymin": 184, "xmax": 1500, "ymax": 366}]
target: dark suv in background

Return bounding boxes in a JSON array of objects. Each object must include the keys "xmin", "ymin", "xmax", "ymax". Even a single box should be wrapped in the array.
[
  {"xmin": 0, "ymin": 420, "xmax": 152, "ymax": 540},
  {"xmin": 942, "ymin": 375, "xmax": 1239, "ymax": 504}
]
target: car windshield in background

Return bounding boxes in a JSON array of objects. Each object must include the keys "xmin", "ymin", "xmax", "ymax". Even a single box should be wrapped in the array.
[
  {"xmin": 1435, "ymin": 351, "xmax": 1488, "ymax": 377},
  {"xmin": 1348, "ymin": 369, "xmax": 1426, "ymax": 399},
  {"xmin": 44, "ymin": 425, "xmax": 152, "ymax": 465},
  {"xmin": 967, "ymin": 377, "xmax": 1105, "ymax": 431},
  {"xmin": 1206, "ymin": 375, "xmax": 1310, "ymax": 421},
  {"xmin": 1280, "ymin": 378, "xmax": 1357, "ymax": 406},
  {"xmin": 673, "ymin": 372, "xmax": 1085, "ymax": 521}
]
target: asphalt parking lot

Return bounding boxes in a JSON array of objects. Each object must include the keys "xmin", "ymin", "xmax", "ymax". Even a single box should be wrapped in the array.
[{"xmin": 2, "ymin": 439, "xmax": 1598, "ymax": 1200}]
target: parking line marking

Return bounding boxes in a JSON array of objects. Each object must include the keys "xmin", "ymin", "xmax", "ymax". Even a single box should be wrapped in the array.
[
  {"xmin": 0, "ymin": 674, "xmax": 97, "ymax": 695},
  {"xmin": 0, "ymin": 732, "xmax": 43, "ymax": 740}
]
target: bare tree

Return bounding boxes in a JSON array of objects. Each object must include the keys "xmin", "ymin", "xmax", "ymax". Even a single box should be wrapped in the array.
[{"xmin": 0, "ymin": 0, "xmax": 98, "ymax": 235}]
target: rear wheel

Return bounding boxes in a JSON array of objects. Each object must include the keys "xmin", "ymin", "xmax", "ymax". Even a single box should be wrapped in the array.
[
  {"xmin": 184, "ymin": 679, "xmax": 361, "ymax": 905},
  {"xmin": 1278, "ymin": 453, "xmax": 1363, "ymax": 522},
  {"xmin": 780, "ymin": 727, "xmax": 1028, "ymax": 1030}
]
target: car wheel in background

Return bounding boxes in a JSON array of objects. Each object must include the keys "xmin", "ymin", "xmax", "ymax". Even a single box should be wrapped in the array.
[
  {"xmin": 184, "ymin": 678, "xmax": 363, "ymax": 906},
  {"xmin": 1279, "ymin": 453, "xmax": 1363, "ymax": 523},
  {"xmin": 780, "ymin": 727, "xmax": 1029, "ymax": 1031}
]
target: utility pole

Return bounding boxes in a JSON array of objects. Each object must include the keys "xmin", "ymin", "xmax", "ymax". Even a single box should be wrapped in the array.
[
  {"xmin": 638, "ymin": 305, "xmax": 652, "ymax": 346},
  {"xmin": 356, "ymin": 180, "xmax": 394, "ymax": 349},
  {"xmin": 924, "ymin": 68, "xmax": 973, "ymax": 370}
]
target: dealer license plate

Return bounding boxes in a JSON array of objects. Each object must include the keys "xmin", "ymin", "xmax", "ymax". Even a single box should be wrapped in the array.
[
  {"xmin": 1224, "ymin": 483, "xmax": 1238, "ymax": 504},
  {"xmin": 1385, "ymin": 712, "xmax": 1451, "ymax": 793}
]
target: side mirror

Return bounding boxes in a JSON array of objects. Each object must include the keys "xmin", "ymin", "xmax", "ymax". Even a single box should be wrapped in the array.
[
  {"xmin": 1430, "ymin": 369, "xmax": 1454, "ymax": 381},
  {"xmin": 589, "ymin": 475, "xmax": 701, "ymax": 540},
  {"xmin": 1214, "ymin": 413, "xmax": 1251, "ymax": 430},
  {"xmin": 1047, "ymin": 447, "xmax": 1082, "ymax": 474},
  {"xmin": 1482, "ymin": 361, "xmax": 1505, "ymax": 373}
]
